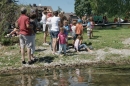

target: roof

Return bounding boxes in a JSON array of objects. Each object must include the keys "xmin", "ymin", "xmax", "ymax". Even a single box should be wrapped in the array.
[
  {"xmin": 64, "ymin": 13, "xmax": 78, "ymax": 20},
  {"xmin": 64, "ymin": 13, "xmax": 77, "ymax": 19},
  {"xmin": 32, "ymin": 6, "xmax": 53, "ymax": 12}
]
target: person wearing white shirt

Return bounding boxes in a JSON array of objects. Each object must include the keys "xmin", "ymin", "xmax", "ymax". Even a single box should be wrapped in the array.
[
  {"xmin": 41, "ymin": 11, "xmax": 48, "ymax": 45},
  {"xmin": 50, "ymin": 11, "xmax": 60, "ymax": 54}
]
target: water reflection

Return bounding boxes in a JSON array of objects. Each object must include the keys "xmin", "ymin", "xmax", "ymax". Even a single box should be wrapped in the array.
[{"xmin": 0, "ymin": 67, "xmax": 130, "ymax": 86}]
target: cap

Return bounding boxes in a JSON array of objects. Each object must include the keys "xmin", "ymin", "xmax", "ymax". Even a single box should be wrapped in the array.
[{"xmin": 77, "ymin": 19, "xmax": 82, "ymax": 23}]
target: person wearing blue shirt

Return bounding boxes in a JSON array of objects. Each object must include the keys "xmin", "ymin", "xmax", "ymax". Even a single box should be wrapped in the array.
[{"xmin": 63, "ymin": 20, "xmax": 70, "ymax": 50}]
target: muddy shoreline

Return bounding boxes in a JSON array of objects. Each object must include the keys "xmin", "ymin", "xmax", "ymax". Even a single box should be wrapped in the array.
[{"xmin": 0, "ymin": 60, "xmax": 130, "ymax": 76}]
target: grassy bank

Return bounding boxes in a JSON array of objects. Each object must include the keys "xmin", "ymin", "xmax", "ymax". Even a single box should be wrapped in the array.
[{"xmin": 0, "ymin": 26, "xmax": 130, "ymax": 73}]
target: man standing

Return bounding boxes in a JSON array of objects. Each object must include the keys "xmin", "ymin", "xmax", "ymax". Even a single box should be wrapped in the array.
[{"xmin": 17, "ymin": 7, "xmax": 33, "ymax": 65}]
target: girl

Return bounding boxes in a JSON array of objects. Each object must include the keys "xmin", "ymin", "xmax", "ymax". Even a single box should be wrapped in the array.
[
  {"xmin": 90, "ymin": 17, "xmax": 95, "ymax": 38},
  {"xmin": 86, "ymin": 17, "xmax": 94, "ymax": 39},
  {"xmin": 57, "ymin": 27, "xmax": 67, "ymax": 55},
  {"xmin": 74, "ymin": 35, "xmax": 92, "ymax": 52},
  {"xmin": 86, "ymin": 19, "xmax": 91, "ymax": 39},
  {"xmin": 29, "ymin": 13, "xmax": 37, "ymax": 63},
  {"xmin": 6, "ymin": 27, "xmax": 19, "ymax": 37},
  {"xmin": 71, "ymin": 20, "xmax": 77, "ymax": 46}
]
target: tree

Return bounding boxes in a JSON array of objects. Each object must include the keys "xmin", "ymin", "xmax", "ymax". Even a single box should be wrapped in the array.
[
  {"xmin": 74, "ymin": 0, "xmax": 92, "ymax": 17},
  {"xmin": 57, "ymin": 6, "xmax": 62, "ymax": 13},
  {"xmin": 74, "ymin": 0, "xmax": 130, "ymax": 17},
  {"xmin": 0, "ymin": 0, "xmax": 19, "ymax": 39}
]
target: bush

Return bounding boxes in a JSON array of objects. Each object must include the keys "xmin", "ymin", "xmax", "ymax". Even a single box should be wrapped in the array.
[{"xmin": 0, "ymin": 38, "xmax": 12, "ymax": 46}]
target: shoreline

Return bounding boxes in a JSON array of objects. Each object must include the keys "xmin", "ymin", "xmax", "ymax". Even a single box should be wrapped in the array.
[
  {"xmin": 1, "ymin": 40, "xmax": 130, "ymax": 75},
  {"xmin": 0, "ymin": 59, "xmax": 130, "ymax": 75}
]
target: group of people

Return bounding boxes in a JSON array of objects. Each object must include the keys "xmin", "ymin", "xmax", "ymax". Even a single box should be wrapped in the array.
[
  {"xmin": 15, "ymin": 7, "xmax": 37, "ymax": 65},
  {"xmin": 114, "ymin": 17, "xmax": 128, "ymax": 23},
  {"xmin": 12, "ymin": 6, "xmax": 94, "ymax": 65}
]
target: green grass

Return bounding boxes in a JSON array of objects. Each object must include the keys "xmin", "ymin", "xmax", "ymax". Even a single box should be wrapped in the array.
[
  {"xmin": 36, "ymin": 27, "xmax": 130, "ymax": 50},
  {"xmin": 105, "ymin": 53, "xmax": 122, "ymax": 60},
  {"xmin": 83, "ymin": 27, "xmax": 130, "ymax": 50}
]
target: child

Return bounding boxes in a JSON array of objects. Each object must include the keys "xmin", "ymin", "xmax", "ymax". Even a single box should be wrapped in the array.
[
  {"xmin": 57, "ymin": 27, "xmax": 67, "ymax": 55},
  {"xmin": 90, "ymin": 17, "xmax": 95, "ymax": 38},
  {"xmin": 86, "ymin": 19, "xmax": 91, "ymax": 39},
  {"xmin": 63, "ymin": 20, "xmax": 70, "ymax": 49},
  {"xmin": 6, "ymin": 27, "xmax": 19, "ymax": 37},
  {"xmin": 74, "ymin": 35, "xmax": 92, "ymax": 52},
  {"xmin": 75, "ymin": 19, "xmax": 83, "ymax": 39},
  {"xmin": 71, "ymin": 20, "xmax": 77, "ymax": 46},
  {"xmin": 29, "ymin": 13, "xmax": 37, "ymax": 62}
]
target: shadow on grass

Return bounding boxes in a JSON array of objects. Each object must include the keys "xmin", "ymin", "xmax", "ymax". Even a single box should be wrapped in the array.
[
  {"xmin": 38, "ymin": 56, "xmax": 57, "ymax": 63},
  {"xmin": 35, "ymin": 49, "xmax": 47, "ymax": 52},
  {"xmin": 91, "ymin": 36, "xmax": 101, "ymax": 39},
  {"xmin": 67, "ymin": 51, "xmax": 78, "ymax": 56},
  {"xmin": 95, "ymin": 27, "xmax": 121, "ymax": 30}
]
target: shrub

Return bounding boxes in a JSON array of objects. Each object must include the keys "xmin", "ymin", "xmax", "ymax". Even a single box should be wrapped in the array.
[{"xmin": 0, "ymin": 38, "xmax": 12, "ymax": 46}]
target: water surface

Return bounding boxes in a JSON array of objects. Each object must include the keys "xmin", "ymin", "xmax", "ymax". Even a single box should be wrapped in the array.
[{"xmin": 0, "ymin": 67, "xmax": 130, "ymax": 86}]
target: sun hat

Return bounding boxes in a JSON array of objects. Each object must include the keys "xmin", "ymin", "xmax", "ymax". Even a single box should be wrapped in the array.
[{"xmin": 77, "ymin": 19, "xmax": 82, "ymax": 23}]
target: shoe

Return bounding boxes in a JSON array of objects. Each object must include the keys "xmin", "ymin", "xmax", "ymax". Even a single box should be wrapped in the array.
[
  {"xmin": 7, "ymin": 34, "xmax": 12, "ymax": 37},
  {"xmin": 28, "ymin": 60, "xmax": 34, "ymax": 65},
  {"xmin": 43, "ymin": 43, "xmax": 49, "ymax": 45},
  {"xmin": 32, "ymin": 58, "xmax": 38, "ymax": 63},
  {"xmin": 22, "ymin": 61, "xmax": 26, "ymax": 64},
  {"xmin": 55, "ymin": 52, "xmax": 60, "ymax": 55},
  {"xmin": 66, "ymin": 47, "xmax": 69, "ymax": 50}
]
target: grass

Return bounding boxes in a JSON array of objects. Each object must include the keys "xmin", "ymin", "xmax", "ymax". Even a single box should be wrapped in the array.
[
  {"xmin": 88, "ymin": 27, "xmax": 130, "ymax": 49},
  {"xmin": 0, "ymin": 26, "xmax": 130, "ymax": 70}
]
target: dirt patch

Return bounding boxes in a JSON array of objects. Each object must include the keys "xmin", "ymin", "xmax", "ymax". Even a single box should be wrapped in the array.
[{"xmin": 122, "ymin": 38, "xmax": 130, "ymax": 45}]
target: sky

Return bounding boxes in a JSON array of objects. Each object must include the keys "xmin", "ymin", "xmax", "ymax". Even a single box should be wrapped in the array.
[{"xmin": 17, "ymin": 0, "xmax": 75, "ymax": 13}]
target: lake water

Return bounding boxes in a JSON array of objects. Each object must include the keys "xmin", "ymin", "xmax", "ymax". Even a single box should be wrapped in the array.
[{"xmin": 0, "ymin": 67, "xmax": 130, "ymax": 86}]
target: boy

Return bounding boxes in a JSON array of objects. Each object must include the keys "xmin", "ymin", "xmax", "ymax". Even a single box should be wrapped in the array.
[
  {"xmin": 75, "ymin": 19, "xmax": 83, "ymax": 38},
  {"xmin": 63, "ymin": 20, "xmax": 70, "ymax": 50}
]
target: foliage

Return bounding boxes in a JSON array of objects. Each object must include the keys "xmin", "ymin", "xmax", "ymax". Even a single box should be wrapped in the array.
[
  {"xmin": 57, "ymin": 6, "xmax": 62, "ymax": 13},
  {"xmin": 74, "ymin": 0, "xmax": 91, "ymax": 17},
  {"xmin": 0, "ymin": 38, "xmax": 12, "ymax": 46},
  {"xmin": 74, "ymin": 0, "xmax": 130, "ymax": 17},
  {"xmin": 0, "ymin": 0, "xmax": 19, "ymax": 40}
]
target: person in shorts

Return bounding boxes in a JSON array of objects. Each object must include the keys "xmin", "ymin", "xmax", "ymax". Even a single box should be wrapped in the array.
[
  {"xmin": 86, "ymin": 18, "xmax": 91, "ymax": 39},
  {"xmin": 50, "ymin": 11, "xmax": 60, "ymax": 54},
  {"xmin": 71, "ymin": 20, "xmax": 77, "ymax": 47},
  {"xmin": 41, "ymin": 10, "xmax": 48, "ymax": 45},
  {"xmin": 16, "ymin": 7, "xmax": 34, "ymax": 65}
]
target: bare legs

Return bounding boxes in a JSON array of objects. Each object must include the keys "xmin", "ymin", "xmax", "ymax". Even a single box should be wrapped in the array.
[
  {"xmin": 21, "ymin": 47, "xmax": 31, "ymax": 62},
  {"xmin": 43, "ymin": 31, "xmax": 47, "ymax": 43},
  {"xmin": 52, "ymin": 38, "xmax": 57, "ymax": 54},
  {"xmin": 21, "ymin": 47, "xmax": 25, "ymax": 62}
]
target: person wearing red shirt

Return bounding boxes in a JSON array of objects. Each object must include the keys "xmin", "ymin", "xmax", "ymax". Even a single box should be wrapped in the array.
[{"xmin": 16, "ymin": 7, "xmax": 33, "ymax": 65}]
